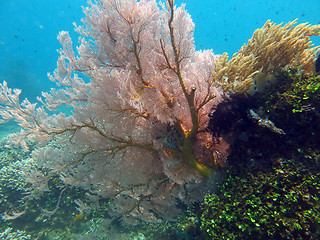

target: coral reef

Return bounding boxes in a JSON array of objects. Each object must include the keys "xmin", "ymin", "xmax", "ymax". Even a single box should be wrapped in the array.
[
  {"xmin": 200, "ymin": 156, "xmax": 320, "ymax": 239},
  {"xmin": 0, "ymin": 0, "xmax": 319, "ymax": 236},
  {"xmin": 198, "ymin": 70, "xmax": 320, "ymax": 239}
]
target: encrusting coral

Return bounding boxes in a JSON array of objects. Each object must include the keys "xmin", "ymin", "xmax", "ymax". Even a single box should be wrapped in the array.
[{"xmin": 0, "ymin": 0, "xmax": 319, "ymax": 225}]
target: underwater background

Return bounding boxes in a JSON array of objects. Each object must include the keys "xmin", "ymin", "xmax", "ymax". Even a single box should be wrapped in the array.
[{"xmin": 0, "ymin": 0, "xmax": 320, "ymax": 239}]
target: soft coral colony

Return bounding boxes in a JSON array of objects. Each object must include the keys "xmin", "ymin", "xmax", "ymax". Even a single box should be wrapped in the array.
[{"xmin": 0, "ymin": 0, "xmax": 319, "ymax": 223}]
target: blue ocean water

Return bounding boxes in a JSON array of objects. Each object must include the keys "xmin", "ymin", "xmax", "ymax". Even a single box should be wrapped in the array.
[{"xmin": 0, "ymin": 0, "xmax": 319, "ymax": 101}]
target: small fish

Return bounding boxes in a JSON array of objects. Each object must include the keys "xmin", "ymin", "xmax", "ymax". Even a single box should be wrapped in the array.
[
  {"xmin": 74, "ymin": 213, "xmax": 84, "ymax": 221},
  {"xmin": 247, "ymin": 72, "xmax": 277, "ymax": 95}
]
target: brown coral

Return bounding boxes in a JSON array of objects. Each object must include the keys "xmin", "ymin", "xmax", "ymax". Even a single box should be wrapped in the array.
[{"xmin": 212, "ymin": 19, "xmax": 320, "ymax": 93}]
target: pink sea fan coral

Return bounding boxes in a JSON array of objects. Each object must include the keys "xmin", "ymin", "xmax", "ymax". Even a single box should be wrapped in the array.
[{"xmin": 0, "ymin": 0, "xmax": 228, "ymax": 223}]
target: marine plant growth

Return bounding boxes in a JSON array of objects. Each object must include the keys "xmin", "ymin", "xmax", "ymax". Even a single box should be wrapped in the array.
[{"xmin": 199, "ymin": 70, "xmax": 320, "ymax": 239}]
